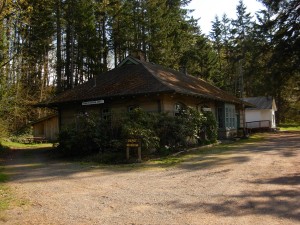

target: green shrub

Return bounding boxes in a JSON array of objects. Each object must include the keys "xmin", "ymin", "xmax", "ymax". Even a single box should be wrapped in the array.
[
  {"xmin": 0, "ymin": 119, "xmax": 8, "ymax": 139},
  {"xmin": 57, "ymin": 108, "xmax": 218, "ymax": 158},
  {"xmin": 7, "ymin": 125, "xmax": 34, "ymax": 144},
  {"xmin": 94, "ymin": 114, "xmax": 125, "ymax": 152},
  {"xmin": 9, "ymin": 135, "xmax": 32, "ymax": 144},
  {"xmin": 156, "ymin": 107, "xmax": 210, "ymax": 150},
  {"xmin": 122, "ymin": 109, "xmax": 160, "ymax": 153},
  {"xmin": 57, "ymin": 114, "xmax": 100, "ymax": 156},
  {"xmin": 0, "ymin": 142, "xmax": 8, "ymax": 154},
  {"xmin": 201, "ymin": 111, "xmax": 218, "ymax": 144}
]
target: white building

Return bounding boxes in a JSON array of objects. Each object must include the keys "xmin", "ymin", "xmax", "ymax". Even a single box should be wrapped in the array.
[{"xmin": 243, "ymin": 97, "xmax": 277, "ymax": 130}]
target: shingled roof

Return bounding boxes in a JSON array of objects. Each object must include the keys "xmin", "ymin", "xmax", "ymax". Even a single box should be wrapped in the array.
[
  {"xmin": 243, "ymin": 96, "xmax": 276, "ymax": 110},
  {"xmin": 45, "ymin": 56, "xmax": 245, "ymax": 106}
]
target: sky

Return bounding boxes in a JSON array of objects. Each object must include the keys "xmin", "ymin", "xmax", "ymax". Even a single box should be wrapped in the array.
[{"xmin": 188, "ymin": 0, "xmax": 266, "ymax": 35}]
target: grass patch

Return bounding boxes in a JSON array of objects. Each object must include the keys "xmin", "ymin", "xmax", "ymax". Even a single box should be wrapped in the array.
[
  {"xmin": 0, "ymin": 183, "xmax": 13, "ymax": 215},
  {"xmin": 0, "ymin": 182, "xmax": 27, "ymax": 222},
  {"xmin": 0, "ymin": 139, "xmax": 53, "ymax": 149},
  {"xmin": 0, "ymin": 184, "xmax": 11, "ymax": 211},
  {"xmin": 278, "ymin": 123, "xmax": 300, "ymax": 131},
  {"xmin": 184, "ymin": 134, "xmax": 264, "ymax": 155},
  {"xmin": 0, "ymin": 143, "xmax": 9, "ymax": 164},
  {"xmin": 81, "ymin": 133, "xmax": 265, "ymax": 170},
  {"xmin": 0, "ymin": 167, "xmax": 10, "ymax": 214},
  {"xmin": 0, "ymin": 173, "xmax": 8, "ymax": 183},
  {"xmin": 0, "ymin": 166, "xmax": 28, "ymax": 222},
  {"xmin": 149, "ymin": 156, "xmax": 184, "ymax": 167},
  {"xmin": 150, "ymin": 134, "xmax": 264, "ymax": 166},
  {"xmin": 0, "ymin": 145, "xmax": 28, "ymax": 220}
]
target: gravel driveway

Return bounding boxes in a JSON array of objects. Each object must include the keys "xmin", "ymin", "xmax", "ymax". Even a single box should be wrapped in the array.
[{"xmin": 2, "ymin": 131, "xmax": 300, "ymax": 225}]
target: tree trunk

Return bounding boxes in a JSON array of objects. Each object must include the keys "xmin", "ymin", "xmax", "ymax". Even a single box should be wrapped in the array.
[{"xmin": 56, "ymin": 0, "xmax": 62, "ymax": 93}]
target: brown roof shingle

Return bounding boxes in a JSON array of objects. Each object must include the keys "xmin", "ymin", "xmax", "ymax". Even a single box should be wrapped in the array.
[{"xmin": 45, "ymin": 56, "xmax": 244, "ymax": 106}]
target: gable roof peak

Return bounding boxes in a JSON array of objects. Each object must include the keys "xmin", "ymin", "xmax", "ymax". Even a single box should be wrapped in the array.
[
  {"xmin": 242, "ymin": 96, "xmax": 276, "ymax": 110},
  {"xmin": 117, "ymin": 56, "xmax": 141, "ymax": 67}
]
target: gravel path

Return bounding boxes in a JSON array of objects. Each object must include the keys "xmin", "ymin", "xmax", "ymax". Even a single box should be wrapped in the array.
[{"xmin": 2, "ymin": 132, "xmax": 300, "ymax": 225}]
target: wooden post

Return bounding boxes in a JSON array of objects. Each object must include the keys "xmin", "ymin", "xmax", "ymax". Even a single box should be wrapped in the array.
[
  {"xmin": 126, "ymin": 138, "xmax": 142, "ymax": 162},
  {"xmin": 137, "ymin": 139, "xmax": 142, "ymax": 162},
  {"xmin": 126, "ymin": 147, "xmax": 130, "ymax": 160}
]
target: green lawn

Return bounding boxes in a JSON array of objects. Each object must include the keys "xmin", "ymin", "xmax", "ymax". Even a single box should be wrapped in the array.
[
  {"xmin": 0, "ymin": 139, "xmax": 53, "ymax": 149},
  {"xmin": 278, "ymin": 123, "xmax": 300, "ymax": 131}
]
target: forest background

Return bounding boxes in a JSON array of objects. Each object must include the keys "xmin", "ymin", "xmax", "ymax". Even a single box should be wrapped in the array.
[{"xmin": 0, "ymin": 0, "xmax": 299, "ymax": 136}]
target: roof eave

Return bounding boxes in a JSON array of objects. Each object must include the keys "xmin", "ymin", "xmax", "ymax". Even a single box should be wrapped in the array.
[{"xmin": 40, "ymin": 90, "xmax": 176, "ymax": 108}]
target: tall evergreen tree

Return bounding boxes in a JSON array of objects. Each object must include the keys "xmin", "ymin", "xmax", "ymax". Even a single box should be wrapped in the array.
[
  {"xmin": 257, "ymin": 0, "xmax": 300, "ymax": 122},
  {"xmin": 230, "ymin": 0, "xmax": 254, "ymax": 97},
  {"xmin": 210, "ymin": 15, "xmax": 222, "ymax": 69}
]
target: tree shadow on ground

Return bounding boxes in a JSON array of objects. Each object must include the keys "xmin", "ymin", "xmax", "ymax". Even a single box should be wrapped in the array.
[
  {"xmin": 177, "ymin": 155, "xmax": 250, "ymax": 171},
  {"xmin": 168, "ymin": 187, "xmax": 300, "ymax": 221},
  {"xmin": 3, "ymin": 147, "xmax": 96, "ymax": 183},
  {"xmin": 3, "ymin": 131, "xmax": 300, "ymax": 183},
  {"xmin": 252, "ymin": 174, "xmax": 300, "ymax": 186}
]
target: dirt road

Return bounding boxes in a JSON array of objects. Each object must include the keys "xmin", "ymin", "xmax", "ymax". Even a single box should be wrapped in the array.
[{"xmin": 2, "ymin": 132, "xmax": 300, "ymax": 225}]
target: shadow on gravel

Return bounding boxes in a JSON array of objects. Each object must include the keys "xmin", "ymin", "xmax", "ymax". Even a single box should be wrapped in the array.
[
  {"xmin": 4, "ymin": 132, "xmax": 300, "ymax": 183},
  {"xmin": 165, "ymin": 133, "xmax": 300, "ymax": 221},
  {"xmin": 178, "ymin": 155, "xmax": 250, "ymax": 171},
  {"xmin": 171, "ymin": 132, "xmax": 299, "ymax": 172},
  {"xmin": 169, "ymin": 188, "xmax": 300, "ymax": 221},
  {"xmin": 252, "ymin": 174, "xmax": 300, "ymax": 186},
  {"xmin": 4, "ymin": 147, "xmax": 93, "ymax": 183}
]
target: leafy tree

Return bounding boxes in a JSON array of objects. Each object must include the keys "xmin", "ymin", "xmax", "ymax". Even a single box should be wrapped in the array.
[{"xmin": 257, "ymin": 0, "xmax": 300, "ymax": 122}]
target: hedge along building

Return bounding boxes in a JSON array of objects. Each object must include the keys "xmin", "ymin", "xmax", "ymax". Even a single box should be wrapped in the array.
[{"xmin": 42, "ymin": 56, "xmax": 250, "ymax": 139}]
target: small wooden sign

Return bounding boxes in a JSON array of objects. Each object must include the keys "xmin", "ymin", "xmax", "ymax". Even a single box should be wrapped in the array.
[
  {"xmin": 126, "ymin": 138, "xmax": 142, "ymax": 162},
  {"xmin": 126, "ymin": 139, "xmax": 139, "ymax": 147}
]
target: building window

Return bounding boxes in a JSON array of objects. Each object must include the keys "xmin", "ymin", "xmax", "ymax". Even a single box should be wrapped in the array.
[
  {"xmin": 102, "ymin": 108, "xmax": 111, "ymax": 120},
  {"xmin": 225, "ymin": 104, "xmax": 236, "ymax": 129},
  {"xmin": 174, "ymin": 102, "xmax": 186, "ymax": 116},
  {"xmin": 128, "ymin": 105, "xmax": 139, "ymax": 112},
  {"xmin": 217, "ymin": 107, "xmax": 224, "ymax": 128}
]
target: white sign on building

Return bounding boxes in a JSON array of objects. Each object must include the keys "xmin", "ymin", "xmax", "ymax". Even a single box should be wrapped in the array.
[{"xmin": 82, "ymin": 100, "xmax": 104, "ymax": 106}]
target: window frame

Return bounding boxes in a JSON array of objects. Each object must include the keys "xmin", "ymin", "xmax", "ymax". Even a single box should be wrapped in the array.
[
  {"xmin": 127, "ymin": 105, "xmax": 140, "ymax": 112},
  {"xmin": 101, "ymin": 108, "xmax": 111, "ymax": 120},
  {"xmin": 224, "ymin": 104, "xmax": 236, "ymax": 129},
  {"xmin": 174, "ymin": 102, "xmax": 186, "ymax": 116}
]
